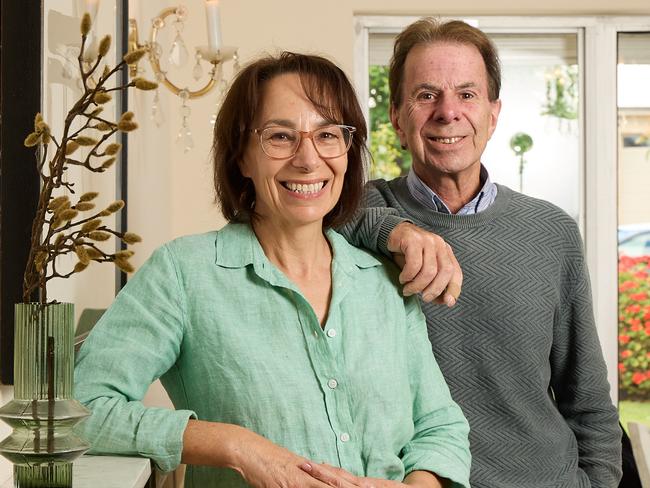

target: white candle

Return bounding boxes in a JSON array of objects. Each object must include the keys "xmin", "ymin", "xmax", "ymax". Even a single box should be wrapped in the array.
[
  {"xmin": 205, "ymin": 0, "xmax": 223, "ymax": 53},
  {"xmin": 83, "ymin": 0, "xmax": 100, "ymax": 20}
]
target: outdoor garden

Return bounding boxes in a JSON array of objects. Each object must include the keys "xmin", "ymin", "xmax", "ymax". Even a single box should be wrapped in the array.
[{"xmin": 618, "ymin": 254, "xmax": 650, "ymax": 431}]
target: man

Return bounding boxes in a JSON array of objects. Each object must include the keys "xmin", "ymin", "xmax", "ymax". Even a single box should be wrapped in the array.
[{"xmin": 341, "ymin": 17, "xmax": 622, "ymax": 488}]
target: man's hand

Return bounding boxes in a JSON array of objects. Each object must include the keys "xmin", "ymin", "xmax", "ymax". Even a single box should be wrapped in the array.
[{"xmin": 387, "ymin": 222, "xmax": 462, "ymax": 306}]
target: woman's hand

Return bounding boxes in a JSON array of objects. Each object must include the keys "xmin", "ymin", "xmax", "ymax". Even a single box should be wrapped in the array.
[
  {"xmin": 301, "ymin": 463, "xmax": 394, "ymax": 487},
  {"xmin": 230, "ymin": 431, "xmax": 331, "ymax": 488},
  {"xmin": 183, "ymin": 420, "xmax": 447, "ymax": 488},
  {"xmin": 301, "ymin": 463, "xmax": 446, "ymax": 488},
  {"xmin": 182, "ymin": 420, "xmax": 352, "ymax": 488}
]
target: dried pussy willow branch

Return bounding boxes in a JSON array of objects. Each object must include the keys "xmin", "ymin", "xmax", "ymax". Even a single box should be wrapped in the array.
[{"xmin": 22, "ymin": 13, "xmax": 156, "ymax": 304}]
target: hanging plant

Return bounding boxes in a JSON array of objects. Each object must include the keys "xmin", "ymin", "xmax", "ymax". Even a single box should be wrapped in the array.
[{"xmin": 541, "ymin": 64, "xmax": 579, "ymax": 120}]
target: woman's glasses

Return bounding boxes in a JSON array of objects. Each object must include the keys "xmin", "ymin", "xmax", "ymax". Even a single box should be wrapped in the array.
[{"xmin": 253, "ymin": 125, "xmax": 356, "ymax": 159}]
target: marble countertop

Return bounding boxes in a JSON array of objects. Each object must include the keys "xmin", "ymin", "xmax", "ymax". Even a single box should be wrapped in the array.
[{"xmin": 0, "ymin": 455, "xmax": 152, "ymax": 488}]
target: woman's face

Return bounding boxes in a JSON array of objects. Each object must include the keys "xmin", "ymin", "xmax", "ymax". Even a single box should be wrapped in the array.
[{"xmin": 240, "ymin": 73, "xmax": 348, "ymax": 230}]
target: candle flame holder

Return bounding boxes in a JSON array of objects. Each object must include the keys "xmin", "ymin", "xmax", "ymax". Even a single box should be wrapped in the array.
[{"xmin": 127, "ymin": 5, "xmax": 239, "ymax": 151}]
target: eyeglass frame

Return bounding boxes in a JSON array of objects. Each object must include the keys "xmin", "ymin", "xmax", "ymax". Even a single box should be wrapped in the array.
[{"xmin": 251, "ymin": 124, "xmax": 357, "ymax": 160}]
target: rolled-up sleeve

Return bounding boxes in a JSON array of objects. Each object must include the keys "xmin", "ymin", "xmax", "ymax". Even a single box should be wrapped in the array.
[
  {"xmin": 400, "ymin": 297, "xmax": 471, "ymax": 488},
  {"xmin": 74, "ymin": 245, "xmax": 196, "ymax": 473}
]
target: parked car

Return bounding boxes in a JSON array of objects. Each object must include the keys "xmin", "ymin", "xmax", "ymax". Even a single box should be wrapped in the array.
[{"xmin": 619, "ymin": 223, "xmax": 650, "ymax": 257}]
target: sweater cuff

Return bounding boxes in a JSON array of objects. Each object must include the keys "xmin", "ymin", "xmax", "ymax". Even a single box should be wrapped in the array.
[
  {"xmin": 377, "ymin": 215, "xmax": 412, "ymax": 257},
  {"xmin": 136, "ymin": 408, "xmax": 196, "ymax": 473}
]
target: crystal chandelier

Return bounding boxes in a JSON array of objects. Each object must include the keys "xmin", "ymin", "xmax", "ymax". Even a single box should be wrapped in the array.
[{"xmin": 127, "ymin": 2, "xmax": 239, "ymax": 153}]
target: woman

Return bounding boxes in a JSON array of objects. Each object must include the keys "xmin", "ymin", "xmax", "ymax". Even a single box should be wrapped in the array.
[{"xmin": 74, "ymin": 52, "xmax": 470, "ymax": 488}]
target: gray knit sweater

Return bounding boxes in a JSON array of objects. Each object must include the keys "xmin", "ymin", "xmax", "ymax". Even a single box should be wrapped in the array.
[{"xmin": 340, "ymin": 178, "xmax": 622, "ymax": 488}]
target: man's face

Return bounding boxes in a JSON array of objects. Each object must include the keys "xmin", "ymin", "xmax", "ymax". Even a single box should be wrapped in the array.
[{"xmin": 390, "ymin": 41, "xmax": 501, "ymax": 183}]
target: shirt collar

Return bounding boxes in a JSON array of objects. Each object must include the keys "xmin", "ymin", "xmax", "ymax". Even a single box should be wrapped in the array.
[
  {"xmin": 406, "ymin": 164, "xmax": 496, "ymax": 215},
  {"xmin": 214, "ymin": 222, "xmax": 381, "ymax": 272}
]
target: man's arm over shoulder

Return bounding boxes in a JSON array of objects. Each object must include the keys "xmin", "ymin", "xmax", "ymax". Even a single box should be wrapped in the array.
[
  {"xmin": 338, "ymin": 179, "xmax": 462, "ymax": 306},
  {"xmin": 550, "ymin": 221, "xmax": 622, "ymax": 487},
  {"xmin": 338, "ymin": 179, "xmax": 406, "ymax": 256}
]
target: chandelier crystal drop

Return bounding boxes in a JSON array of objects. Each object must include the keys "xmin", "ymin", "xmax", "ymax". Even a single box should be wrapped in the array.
[
  {"xmin": 176, "ymin": 92, "xmax": 194, "ymax": 153},
  {"xmin": 192, "ymin": 53, "xmax": 204, "ymax": 81},
  {"xmin": 169, "ymin": 31, "xmax": 189, "ymax": 68},
  {"xmin": 151, "ymin": 89, "xmax": 165, "ymax": 128}
]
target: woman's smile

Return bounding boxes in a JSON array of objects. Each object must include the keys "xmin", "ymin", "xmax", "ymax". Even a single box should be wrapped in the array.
[{"xmin": 280, "ymin": 179, "xmax": 329, "ymax": 199}]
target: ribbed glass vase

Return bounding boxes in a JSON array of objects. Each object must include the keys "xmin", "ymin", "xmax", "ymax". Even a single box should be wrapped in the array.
[{"xmin": 0, "ymin": 303, "xmax": 90, "ymax": 487}]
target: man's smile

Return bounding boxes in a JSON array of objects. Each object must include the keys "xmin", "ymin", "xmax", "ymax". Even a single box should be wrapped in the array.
[{"xmin": 427, "ymin": 136, "xmax": 465, "ymax": 144}]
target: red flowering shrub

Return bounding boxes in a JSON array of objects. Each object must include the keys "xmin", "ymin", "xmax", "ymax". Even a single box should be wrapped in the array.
[{"xmin": 619, "ymin": 255, "xmax": 650, "ymax": 399}]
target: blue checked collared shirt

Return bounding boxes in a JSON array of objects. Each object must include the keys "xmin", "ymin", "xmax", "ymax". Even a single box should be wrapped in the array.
[{"xmin": 406, "ymin": 165, "xmax": 497, "ymax": 215}]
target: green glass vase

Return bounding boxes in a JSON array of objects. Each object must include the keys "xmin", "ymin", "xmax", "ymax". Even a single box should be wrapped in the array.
[{"xmin": 0, "ymin": 303, "xmax": 90, "ymax": 487}]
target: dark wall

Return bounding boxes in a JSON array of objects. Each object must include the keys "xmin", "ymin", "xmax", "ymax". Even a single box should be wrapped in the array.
[{"xmin": 0, "ymin": 2, "xmax": 42, "ymax": 384}]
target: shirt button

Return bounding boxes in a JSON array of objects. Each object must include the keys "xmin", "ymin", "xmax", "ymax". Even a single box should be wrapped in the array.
[
  {"xmin": 326, "ymin": 329, "xmax": 337, "ymax": 338},
  {"xmin": 327, "ymin": 378, "xmax": 338, "ymax": 389},
  {"xmin": 340, "ymin": 432, "xmax": 350, "ymax": 442}
]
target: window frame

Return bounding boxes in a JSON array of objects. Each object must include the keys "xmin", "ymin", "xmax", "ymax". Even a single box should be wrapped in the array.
[{"xmin": 354, "ymin": 15, "xmax": 650, "ymax": 404}]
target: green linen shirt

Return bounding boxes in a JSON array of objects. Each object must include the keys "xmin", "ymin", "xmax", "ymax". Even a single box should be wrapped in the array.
[{"xmin": 74, "ymin": 222, "xmax": 471, "ymax": 488}]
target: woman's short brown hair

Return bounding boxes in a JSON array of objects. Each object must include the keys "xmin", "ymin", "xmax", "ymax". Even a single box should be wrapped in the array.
[
  {"xmin": 389, "ymin": 18, "xmax": 501, "ymax": 107},
  {"xmin": 212, "ymin": 52, "xmax": 368, "ymax": 228}
]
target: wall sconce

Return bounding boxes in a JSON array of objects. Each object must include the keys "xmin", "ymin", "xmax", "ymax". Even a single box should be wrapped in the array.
[{"xmin": 127, "ymin": 1, "xmax": 239, "ymax": 152}]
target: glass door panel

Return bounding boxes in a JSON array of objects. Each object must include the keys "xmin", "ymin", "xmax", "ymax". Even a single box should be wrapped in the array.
[
  {"xmin": 617, "ymin": 32, "xmax": 650, "ymax": 431},
  {"xmin": 484, "ymin": 34, "xmax": 580, "ymax": 222}
]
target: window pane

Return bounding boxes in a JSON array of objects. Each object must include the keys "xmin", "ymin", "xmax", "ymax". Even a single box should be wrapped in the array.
[
  {"xmin": 368, "ymin": 65, "xmax": 411, "ymax": 179},
  {"xmin": 617, "ymin": 32, "xmax": 650, "ymax": 431},
  {"xmin": 485, "ymin": 34, "xmax": 580, "ymax": 222}
]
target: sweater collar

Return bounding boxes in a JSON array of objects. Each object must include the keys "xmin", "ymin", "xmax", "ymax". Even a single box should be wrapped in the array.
[{"xmin": 386, "ymin": 178, "xmax": 514, "ymax": 229}]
